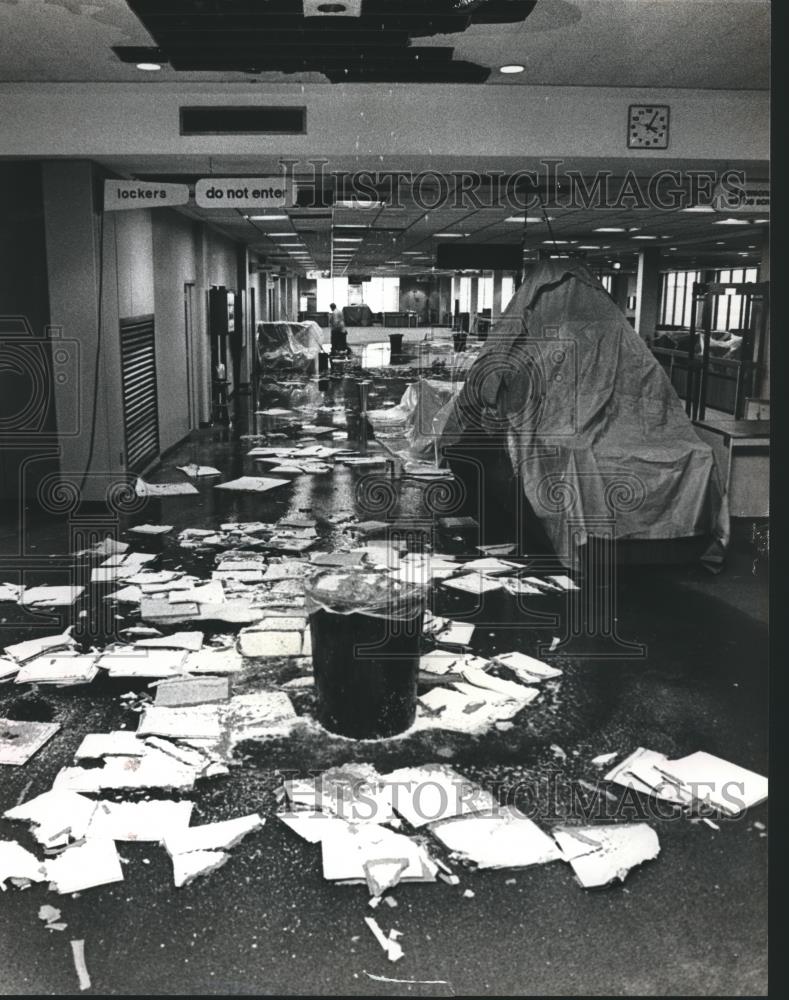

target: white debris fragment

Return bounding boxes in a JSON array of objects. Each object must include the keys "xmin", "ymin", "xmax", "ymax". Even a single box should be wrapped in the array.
[
  {"xmin": 163, "ymin": 814, "xmax": 264, "ymax": 857},
  {"xmin": 135, "ymin": 631, "xmax": 204, "ymax": 652},
  {"xmin": 429, "ymin": 808, "xmax": 563, "ymax": 870},
  {"xmin": 553, "ymin": 824, "xmax": 660, "ymax": 888},
  {"xmin": 46, "ymin": 838, "xmax": 124, "ymax": 894},
  {"xmin": 171, "ymin": 850, "xmax": 229, "ymax": 887},
  {"xmin": 383, "ymin": 765, "xmax": 497, "ymax": 829},
  {"xmin": 86, "ymin": 800, "xmax": 194, "ymax": 842},
  {"xmin": 0, "ymin": 719, "xmax": 60, "ymax": 765},
  {"xmin": 364, "ymin": 916, "xmax": 404, "ymax": 962},
  {"xmin": 0, "ymin": 840, "xmax": 47, "ymax": 888},
  {"xmin": 492, "ymin": 651, "xmax": 563, "ymax": 682},
  {"xmin": 591, "ymin": 751, "xmax": 619, "ymax": 767},
  {"xmin": 4, "ymin": 790, "xmax": 98, "ymax": 848},
  {"xmin": 70, "ymin": 939, "xmax": 91, "ymax": 991},
  {"xmin": 74, "ymin": 731, "xmax": 145, "ymax": 760}
]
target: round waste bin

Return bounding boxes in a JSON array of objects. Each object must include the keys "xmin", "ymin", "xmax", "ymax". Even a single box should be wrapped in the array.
[{"xmin": 305, "ymin": 567, "xmax": 426, "ymax": 739}]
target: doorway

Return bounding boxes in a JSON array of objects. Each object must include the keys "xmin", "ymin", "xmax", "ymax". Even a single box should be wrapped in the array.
[{"xmin": 183, "ymin": 282, "xmax": 196, "ymax": 430}]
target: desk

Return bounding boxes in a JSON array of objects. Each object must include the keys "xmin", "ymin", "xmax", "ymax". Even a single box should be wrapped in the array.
[{"xmin": 694, "ymin": 420, "xmax": 770, "ymax": 517}]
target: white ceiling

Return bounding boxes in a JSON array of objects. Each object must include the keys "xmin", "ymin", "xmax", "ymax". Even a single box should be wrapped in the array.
[{"xmin": 0, "ymin": 0, "xmax": 770, "ymax": 88}]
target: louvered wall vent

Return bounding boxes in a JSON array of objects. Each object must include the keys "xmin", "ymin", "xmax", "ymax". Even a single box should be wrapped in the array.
[{"xmin": 119, "ymin": 314, "xmax": 160, "ymax": 473}]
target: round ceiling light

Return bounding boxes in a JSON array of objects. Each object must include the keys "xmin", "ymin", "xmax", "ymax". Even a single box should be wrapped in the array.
[
  {"xmin": 499, "ymin": 64, "xmax": 525, "ymax": 74},
  {"xmin": 136, "ymin": 62, "xmax": 162, "ymax": 71}
]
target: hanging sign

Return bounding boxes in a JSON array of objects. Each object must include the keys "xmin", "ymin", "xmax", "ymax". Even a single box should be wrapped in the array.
[
  {"xmin": 104, "ymin": 179, "xmax": 189, "ymax": 211},
  {"xmin": 195, "ymin": 177, "xmax": 292, "ymax": 209},
  {"xmin": 712, "ymin": 180, "xmax": 770, "ymax": 214}
]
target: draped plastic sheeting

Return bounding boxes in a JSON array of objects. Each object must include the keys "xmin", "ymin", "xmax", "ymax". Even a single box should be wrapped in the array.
[
  {"xmin": 439, "ymin": 261, "xmax": 724, "ymax": 555},
  {"xmin": 256, "ymin": 321, "xmax": 323, "ymax": 371},
  {"xmin": 367, "ymin": 379, "xmax": 461, "ymax": 462}
]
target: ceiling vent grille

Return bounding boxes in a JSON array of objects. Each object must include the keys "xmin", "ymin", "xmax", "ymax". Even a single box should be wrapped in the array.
[{"xmin": 179, "ymin": 106, "xmax": 306, "ymax": 136}]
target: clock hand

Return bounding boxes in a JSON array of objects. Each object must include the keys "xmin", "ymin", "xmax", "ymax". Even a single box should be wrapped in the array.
[
  {"xmin": 645, "ymin": 123, "xmax": 658, "ymax": 133},
  {"xmin": 647, "ymin": 111, "xmax": 659, "ymax": 128}
]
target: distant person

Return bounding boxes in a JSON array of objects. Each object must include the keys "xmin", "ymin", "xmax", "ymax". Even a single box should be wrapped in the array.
[{"xmin": 329, "ymin": 303, "xmax": 348, "ymax": 356}]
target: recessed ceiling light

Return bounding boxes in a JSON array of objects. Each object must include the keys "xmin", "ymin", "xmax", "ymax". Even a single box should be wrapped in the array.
[
  {"xmin": 499, "ymin": 64, "xmax": 525, "ymax": 74},
  {"xmin": 136, "ymin": 62, "xmax": 162, "ymax": 71},
  {"xmin": 612, "ymin": 262, "xmax": 622, "ymax": 270},
  {"xmin": 714, "ymin": 218, "xmax": 750, "ymax": 225},
  {"xmin": 594, "ymin": 227, "xmax": 625, "ymax": 233},
  {"xmin": 669, "ymin": 247, "xmax": 677, "ymax": 250},
  {"xmin": 628, "ymin": 227, "xmax": 640, "ymax": 232}
]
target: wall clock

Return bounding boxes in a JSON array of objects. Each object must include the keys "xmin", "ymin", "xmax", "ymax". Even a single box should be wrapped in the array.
[{"xmin": 627, "ymin": 104, "xmax": 670, "ymax": 149}]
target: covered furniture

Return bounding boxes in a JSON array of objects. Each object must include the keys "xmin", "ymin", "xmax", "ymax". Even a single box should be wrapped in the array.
[{"xmin": 440, "ymin": 261, "xmax": 725, "ymax": 563}]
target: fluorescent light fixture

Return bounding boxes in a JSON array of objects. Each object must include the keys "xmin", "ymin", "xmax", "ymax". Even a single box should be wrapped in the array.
[
  {"xmin": 577, "ymin": 245, "xmax": 599, "ymax": 250},
  {"xmin": 435, "ymin": 233, "xmax": 467, "ymax": 238},
  {"xmin": 279, "ymin": 243, "xmax": 302, "ymax": 246},
  {"xmin": 248, "ymin": 214, "xmax": 290, "ymax": 220},
  {"xmin": 628, "ymin": 227, "xmax": 641, "ymax": 232},
  {"xmin": 335, "ymin": 198, "xmax": 380, "ymax": 208},
  {"xmin": 334, "ymin": 223, "xmax": 371, "ymax": 228},
  {"xmin": 334, "ymin": 238, "xmax": 363, "ymax": 243},
  {"xmin": 403, "ymin": 251, "xmax": 426, "ymax": 255},
  {"xmin": 136, "ymin": 62, "xmax": 162, "ymax": 71},
  {"xmin": 714, "ymin": 218, "xmax": 750, "ymax": 225},
  {"xmin": 505, "ymin": 215, "xmax": 551, "ymax": 223},
  {"xmin": 682, "ymin": 205, "xmax": 715, "ymax": 213},
  {"xmin": 267, "ymin": 232, "xmax": 295, "ymax": 236},
  {"xmin": 542, "ymin": 240, "xmax": 575, "ymax": 245},
  {"xmin": 754, "ymin": 218, "xmax": 769, "ymax": 224},
  {"xmin": 594, "ymin": 227, "xmax": 625, "ymax": 233},
  {"xmin": 632, "ymin": 235, "xmax": 658, "ymax": 240},
  {"xmin": 499, "ymin": 64, "xmax": 525, "ymax": 74}
]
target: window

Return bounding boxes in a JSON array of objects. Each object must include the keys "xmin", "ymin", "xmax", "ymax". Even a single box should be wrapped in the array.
[
  {"xmin": 658, "ymin": 270, "xmax": 701, "ymax": 327},
  {"xmin": 710, "ymin": 267, "xmax": 758, "ymax": 330},
  {"xmin": 600, "ymin": 275, "xmax": 613, "ymax": 294}
]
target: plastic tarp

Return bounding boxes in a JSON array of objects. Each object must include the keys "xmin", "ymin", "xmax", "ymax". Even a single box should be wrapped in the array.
[
  {"xmin": 256, "ymin": 321, "xmax": 323, "ymax": 371},
  {"xmin": 367, "ymin": 379, "xmax": 461, "ymax": 462},
  {"xmin": 440, "ymin": 261, "xmax": 724, "ymax": 556}
]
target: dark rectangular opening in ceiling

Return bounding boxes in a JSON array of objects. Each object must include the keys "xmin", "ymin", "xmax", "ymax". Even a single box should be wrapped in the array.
[{"xmin": 179, "ymin": 106, "xmax": 307, "ymax": 136}]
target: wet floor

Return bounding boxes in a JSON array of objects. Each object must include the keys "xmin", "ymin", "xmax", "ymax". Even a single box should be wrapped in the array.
[{"xmin": 0, "ymin": 346, "xmax": 769, "ymax": 996}]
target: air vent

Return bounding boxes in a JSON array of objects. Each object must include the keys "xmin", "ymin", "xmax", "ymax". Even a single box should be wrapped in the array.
[
  {"xmin": 436, "ymin": 244, "xmax": 523, "ymax": 270},
  {"xmin": 180, "ymin": 106, "xmax": 306, "ymax": 136}
]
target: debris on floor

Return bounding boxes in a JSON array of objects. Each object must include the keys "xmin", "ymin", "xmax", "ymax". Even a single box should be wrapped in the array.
[
  {"xmin": 0, "ymin": 840, "xmax": 47, "ymax": 888},
  {"xmin": 128, "ymin": 523, "xmax": 174, "ymax": 536},
  {"xmin": 85, "ymin": 800, "xmax": 195, "ymax": 842},
  {"xmin": 604, "ymin": 747, "xmax": 768, "ymax": 815},
  {"xmin": 70, "ymin": 939, "xmax": 91, "ymax": 991},
  {"xmin": 153, "ymin": 676, "xmax": 230, "ymax": 707},
  {"xmin": 4, "ymin": 789, "xmax": 98, "ymax": 848},
  {"xmin": 46, "ymin": 838, "xmax": 124, "ymax": 894},
  {"xmin": 364, "ymin": 915, "xmax": 404, "ymax": 962},
  {"xmin": 38, "ymin": 904, "xmax": 67, "ymax": 931},
  {"xmin": 135, "ymin": 478, "xmax": 199, "ymax": 497},
  {"xmin": 553, "ymin": 824, "xmax": 661, "ymax": 888},
  {"xmin": 0, "ymin": 718, "xmax": 60, "ymax": 765},
  {"xmin": 427, "ymin": 808, "xmax": 563, "ymax": 870}
]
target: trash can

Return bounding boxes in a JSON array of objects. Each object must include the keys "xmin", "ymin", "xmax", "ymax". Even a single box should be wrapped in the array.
[
  {"xmin": 305, "ymin": 567, "xmax": 426, "ymax": 739},
  {"xmin": 389, "ymin": 333, "xmax": 404, "ymax": 357},
  {"xmin": 452, "ymin": 333, "xmax": 467, "ymax": 352}
]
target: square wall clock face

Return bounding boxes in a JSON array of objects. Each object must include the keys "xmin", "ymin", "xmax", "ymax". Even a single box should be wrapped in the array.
[{"xmin": 628, "ymin": 105, "xmax": 670, "ymax": 148}]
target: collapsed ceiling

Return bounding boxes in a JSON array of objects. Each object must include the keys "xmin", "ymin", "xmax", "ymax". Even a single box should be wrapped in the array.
[{"xmin": 114, "ymin": 0, "xmax": 537, "ymax": 82}]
